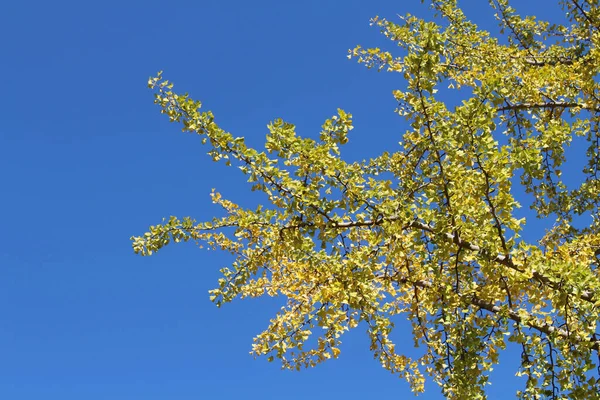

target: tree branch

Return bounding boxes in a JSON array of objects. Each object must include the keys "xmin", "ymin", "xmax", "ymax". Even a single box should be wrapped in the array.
[
  {"xmin": 497, "ymin": 101, "xmax": 600, "ymax": 113},
  {"xmin": 376, "ymin": 274, "xmax": 600, "ymax": 352},
  {"xmin": 281, "ymin": 216, "xmax": 597, "ymax": 303}
]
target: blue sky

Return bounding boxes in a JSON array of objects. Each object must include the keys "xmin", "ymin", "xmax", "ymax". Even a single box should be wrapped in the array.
[{"xmin": 0, "ymin": 1, "xmax": 574, "ymax": 399}]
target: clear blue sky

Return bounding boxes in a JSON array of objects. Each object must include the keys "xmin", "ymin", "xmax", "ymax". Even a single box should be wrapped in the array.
[{"xmin": 0, "ymin": 1, "xmax": 572, "ymax": 399}]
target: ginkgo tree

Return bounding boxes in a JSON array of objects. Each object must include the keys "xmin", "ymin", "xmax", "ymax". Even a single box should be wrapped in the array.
[{"xmin": 132, "ymin": 0, "xmax": 600, "ymax": 398}]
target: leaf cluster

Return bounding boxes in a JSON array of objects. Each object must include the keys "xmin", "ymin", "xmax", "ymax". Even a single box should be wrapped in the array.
[{"xmin": 133, "ymin": 1, "xmax": 600, "ymax": 398}]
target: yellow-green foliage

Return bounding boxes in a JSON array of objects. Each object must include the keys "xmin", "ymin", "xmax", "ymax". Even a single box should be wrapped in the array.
[{"xmin": 132, "ymin": 1, "xmax": 600, "ymax": 398}]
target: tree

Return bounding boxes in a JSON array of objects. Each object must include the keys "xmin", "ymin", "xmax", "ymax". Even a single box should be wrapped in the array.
[{"xmin": 131, "ymin": 0, "xmax": 600, "ymax": 398}]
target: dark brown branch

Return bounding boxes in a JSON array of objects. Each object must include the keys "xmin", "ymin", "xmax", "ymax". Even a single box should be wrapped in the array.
[
  {"xmin": 523, "ymin": 57, "xmax": 576, "ymax": 67},
  {"xmin": 377, "ymin": 274, "xmax": 600, "ymax": 352},
  {"xmin": 404, "ymin": 219, "xmax": 597, "ymax": 303},
  {"xmin": 281, "ymin": 215, "xmax": 597, "ymax": 304},
  {"xmin": 497, "ymin": 101, "xmax": 600, "ymax": 113},
  {"xmin": 570, "ymin": 0, "xmax": 600, "ymax": 32}
]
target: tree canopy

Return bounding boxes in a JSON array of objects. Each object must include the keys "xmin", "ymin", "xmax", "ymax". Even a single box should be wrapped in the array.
[{"xmin": 132, "ymin": 0, "xmax": 600, "ymax": 398}]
